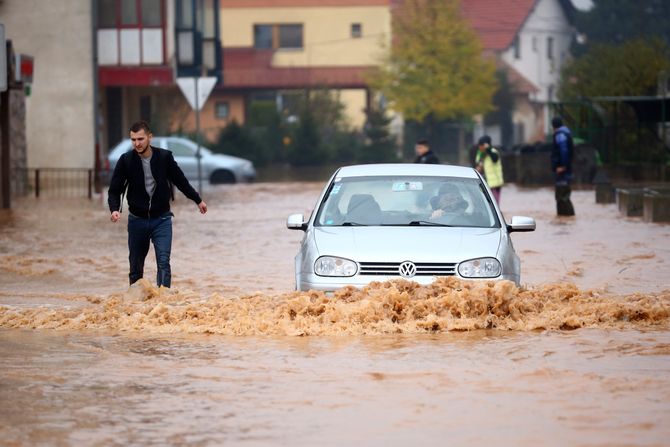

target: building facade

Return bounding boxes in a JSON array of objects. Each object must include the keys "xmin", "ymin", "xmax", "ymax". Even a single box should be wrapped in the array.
[
  {"xmin": 0, "ymin": 0, "xmax": 95, "ymax": 169},
  {"xmin": 1, "ymin": 0, "xmax": 573, "ymax": 179},
  {"xmin": 464, "ymin": 0, "xmax": 575, "ymax": 146}
]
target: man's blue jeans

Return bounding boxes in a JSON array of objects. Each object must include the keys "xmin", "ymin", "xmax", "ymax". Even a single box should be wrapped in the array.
[{"xmin": 127, "ymin": 213, "xmax": 173, "ymax": 287}]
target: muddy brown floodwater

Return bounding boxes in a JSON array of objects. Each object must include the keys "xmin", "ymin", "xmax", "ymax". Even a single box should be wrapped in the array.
[{"xmin": 1, "ymin": 183, "xmax": 669, "ymax": 446}]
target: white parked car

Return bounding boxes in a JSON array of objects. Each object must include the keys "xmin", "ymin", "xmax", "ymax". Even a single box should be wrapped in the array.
[
  {"xmin": 107, "ymin": 136, "xmax": 256, "ymax": 184},
  {"xmin": 287, "ymin": 163, "xmax": 536, "ymax": 291}
]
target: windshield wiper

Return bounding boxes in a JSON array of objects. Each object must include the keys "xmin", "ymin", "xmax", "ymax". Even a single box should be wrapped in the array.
[
  {"xmin": 408, "ymin": 220, "xmax": 453, "ymax": 227},
  {"xmin": 341, "ymin": 221, "xmax": 368, "ymax": 226}
]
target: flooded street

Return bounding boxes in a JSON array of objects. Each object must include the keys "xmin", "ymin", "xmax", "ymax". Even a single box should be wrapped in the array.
[{"xmin": 1, "ymin": 182, "xmax": 670, "ymax": 446}]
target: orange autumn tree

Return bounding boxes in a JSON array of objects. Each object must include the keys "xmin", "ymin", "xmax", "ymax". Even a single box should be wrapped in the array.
[{"xmin": 373, "ymin": 0, "xmax": 497, "ymax": 122}]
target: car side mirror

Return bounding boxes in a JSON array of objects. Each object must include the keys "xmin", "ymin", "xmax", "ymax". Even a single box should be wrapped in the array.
[
  {"xmin": 287, "ymin": 213, "xmax": 307, "ymax": 231},
  {"xmin": 507, "ymin": 216, "xmax": 536, "ymax": 233}
]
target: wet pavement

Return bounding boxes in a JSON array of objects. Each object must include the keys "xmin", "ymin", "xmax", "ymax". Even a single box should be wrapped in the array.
[{"xmin": 0, "ymin": 183, "xmax": 669, "ymax": 446}]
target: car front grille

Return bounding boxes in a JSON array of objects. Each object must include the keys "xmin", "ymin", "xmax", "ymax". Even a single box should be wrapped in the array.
[{"xmin": 358, "ymin": 261, "xmax": 457, "ymax": 276}]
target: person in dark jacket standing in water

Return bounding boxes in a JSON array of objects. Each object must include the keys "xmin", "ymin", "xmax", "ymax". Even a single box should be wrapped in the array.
[
  {"xmin": 108, "ymin": 121, "xmax": 207, "ymax": 288},
  {"xmin": 551, "ymin": 117, "xmax": 575, "ymax": 216},
  {"xmin": 413, "ymin": 139, "xmax": 440, "ymax": 164}
]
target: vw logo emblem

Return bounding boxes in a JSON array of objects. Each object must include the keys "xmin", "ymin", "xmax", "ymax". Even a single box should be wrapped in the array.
[{"xmin": 399, "ymin": 261, "xmax": 416, "ymax": 278}]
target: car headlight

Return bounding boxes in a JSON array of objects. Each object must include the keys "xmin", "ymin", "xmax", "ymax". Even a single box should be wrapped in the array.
[
  {"xmin": 314, "ymin": 256, "xmax": 357, "ymax": 277},
  {"xmin": 458, "ymin": 257, "xmax": 502, "ymax": 278}
]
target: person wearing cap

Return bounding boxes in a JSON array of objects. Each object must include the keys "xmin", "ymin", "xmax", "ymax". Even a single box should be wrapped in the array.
[
  {"xmin": 413, "ymin": 139, "xmax": 440, "ymax": 164},
  {"xmin": 430, "ymin": 183, "xmax": 468, "ymax": 220},
  {"xmin": 475, "ymin": 135, "xmax": 504, "ymax": 204},
  {"xmin": 551, "ymin": 117, "xmax": 575, "ymax": 216}
]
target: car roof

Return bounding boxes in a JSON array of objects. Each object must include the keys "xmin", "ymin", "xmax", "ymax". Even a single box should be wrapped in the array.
[{"xmin": 334, "ymin": 163, "xmax": 479, "ymax": 179}]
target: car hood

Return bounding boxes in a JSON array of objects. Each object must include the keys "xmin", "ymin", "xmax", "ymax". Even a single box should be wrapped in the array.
[{"xmin": 311, "ymin": 226, "xmax": 502, "ymax": 262}]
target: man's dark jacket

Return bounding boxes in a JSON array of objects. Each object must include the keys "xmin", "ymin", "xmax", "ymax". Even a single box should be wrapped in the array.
[
  {"xmin": 108, "ymin": 147, "xmax": 202, "ymax": 218},
  {"xmin": 414, "ymin": 150, "xmax": 440, "ymax": 164},
  {"xmin": 551, "ymin": 126, "xmax": 574, "ymax": 183}
]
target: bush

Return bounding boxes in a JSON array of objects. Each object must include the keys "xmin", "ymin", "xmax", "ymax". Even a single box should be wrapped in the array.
[
  {"xmin": 286, "ymin": 110, "xmax": 329, "ymax": 166},
  {"xmin": 213, "ymin": 120, "xmax": 267, "ymax": 166}
]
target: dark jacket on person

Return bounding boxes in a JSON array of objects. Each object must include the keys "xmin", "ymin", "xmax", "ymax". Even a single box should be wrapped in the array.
[
  {"xmin": 108, "ymin": 147, "xmax": 202, "ymax": 218},
  {"xmin": 414, "ymin": 150, "xmax": 440, "ymax": 164},
  {"xmin": 551, "ymin": 126, "xmax": 574, "ymax": 183}
]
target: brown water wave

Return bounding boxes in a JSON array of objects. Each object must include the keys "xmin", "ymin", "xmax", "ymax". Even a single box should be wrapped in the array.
[{"xmin": 1, "ymin": 278, "xmax": 669, "ymax": 335}]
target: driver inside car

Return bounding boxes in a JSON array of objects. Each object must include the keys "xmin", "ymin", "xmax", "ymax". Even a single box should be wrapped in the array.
[{"xmin": 430, "ymin": 183, "xmax": 468, "ymax": 220}]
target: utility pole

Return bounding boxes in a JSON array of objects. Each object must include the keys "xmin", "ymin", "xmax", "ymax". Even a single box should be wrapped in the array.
[{"xmin": 1, "ymin": 34, "xmax": 11, "ymax": 209}]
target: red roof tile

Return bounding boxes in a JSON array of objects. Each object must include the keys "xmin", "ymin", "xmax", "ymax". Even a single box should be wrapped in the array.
[{"xmin": 461, "ymin": 0, "xmax": 536, "ymax": 51}]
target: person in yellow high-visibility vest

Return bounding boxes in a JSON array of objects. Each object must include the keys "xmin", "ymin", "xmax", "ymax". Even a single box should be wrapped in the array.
[{"xmin": 475, "ymin": 135, "xmax": 504, "ymax": 204}]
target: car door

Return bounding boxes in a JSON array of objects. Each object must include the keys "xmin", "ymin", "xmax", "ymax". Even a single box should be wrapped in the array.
[{"xmin": 165, "ymin": 137, "xmax": 199, "ymax": 180}]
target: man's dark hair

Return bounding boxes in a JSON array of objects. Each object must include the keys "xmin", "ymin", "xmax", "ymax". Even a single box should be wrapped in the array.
[
  {"xmin": 130, "ymin": 120, "xmax": 152, "ymax": 134},
  {"xmin": 416, "ymin": 139, "xmax": 429, "ymax": 147},
  {"xmin": 551, "ymin": 117, "xmax": 563, "ymax": 129}
]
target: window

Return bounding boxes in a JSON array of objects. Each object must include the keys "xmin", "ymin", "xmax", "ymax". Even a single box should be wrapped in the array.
[
  {"xmin": 176, "ymin": 0, "xmax": 220, "ymax": 73},
  {"xmin": 532, "ymin": 36, "xmax": 538, "ymax": 52},
  {"xmin": 98, "ymin": 0, "xmax": 116, "ymax": 27},
  {"xmin": 254, "ymin": 25, "xmax": 273, "ymax": 49},
  {"xmin": 177, "ymin": 0, "xmax": 193, "ymax": 28},
  {"xmin": 177, "ymin": 31, "xmax": 194, "ymax": 64},
  {"xmin": 279, "ymin": 24, "xmax": 302, "ymax": 49},
  {"xmin": 314, "ymin": 176, "xmax": 498, "ymax": 228},
  {"xmin": 167, "ymin": 140, "xmax": 195, "ymax": 157},
  {"xmin": 141, "ymin": 0, "xmax": 161, "ymax": 26},
  {"xmin": 254, "ymin": 24, "xmax": 303, "ymax": 49},
  {"xmin": 98, "ymin": 0, "xmax": 165, "ymax": 28},
  {"xmin": 351, "ymin": 23, "xmax": 362, "ymax": 38},
  {"xmin": 513, "ymin": 35, "xmax": 520, "ymax": 59},
  {"xmin": 121, "ymin": 0, "xmax": 138, "ymax": 26},
  {"xmin": 547, "ymin": 36, "xmax": 554, "ymax": 60},
  {"xmin": 215, "ymin": 101, "xmax": 229, "ymax": 119},
  {"xmin": 96, "ymin": 0, "xmax": 165, "ymax": 65}
]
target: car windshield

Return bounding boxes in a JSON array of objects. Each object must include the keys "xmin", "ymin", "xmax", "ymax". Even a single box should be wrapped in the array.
[{"xmin": 314, "ymin": 175, "xmax": 500, "ymax": 228}]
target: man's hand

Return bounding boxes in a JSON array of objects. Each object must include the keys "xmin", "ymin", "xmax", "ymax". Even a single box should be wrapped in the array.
[
  {"xmin": 556, "ymin": 166, "xmax": 566, "ymax": 174},
  {"xmin": 430, "ymin": 209, "xmax": 445, "ymax": 219},
  {"xmin": 110, "ymin": 211, "xmax": 121, "ymax": 223},
  {"xmin": 198, "ymin": 201, "xmax": 208, "ymax": 214}
]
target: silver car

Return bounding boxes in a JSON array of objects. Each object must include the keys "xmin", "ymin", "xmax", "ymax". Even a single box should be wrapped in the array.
[
  {"xmin": 107, "ymin": 136, "xmax": 256, "ymax": 184},
  {"xmin": 287, "ymin": 163, "xmax": 535, "ymax": 291}
]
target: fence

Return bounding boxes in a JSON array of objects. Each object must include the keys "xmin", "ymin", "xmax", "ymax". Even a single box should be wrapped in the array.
[{"xmin": 20, "ymin": 168, "xmax": 95, "ymax": 199}]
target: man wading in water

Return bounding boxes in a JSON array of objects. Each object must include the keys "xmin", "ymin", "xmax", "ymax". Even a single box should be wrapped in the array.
[{"xmin": 108, "ymin": 121, "xmax": 207, "ymax": 287}]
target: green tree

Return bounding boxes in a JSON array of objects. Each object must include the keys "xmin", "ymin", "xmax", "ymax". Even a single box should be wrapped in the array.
[
  {"xmin": 247, "ymin": 101, "xmax": 285, "ymax": 163},
  {"xmin": 559, "ymin": 38, "xmax": 670, "ymax": 98},
  {"xmin": 286, "ymin": 89, "xmax": 359, "ymax": 166},
  {"xmin": 358, "ymin": 108, "xmax": 398, "ymax": 163},
  {"xmin": 371, "ymin": 0, "xmax": 497, "ymax": 122},
  {"xmin": 287, "ymin": 109, "xmax": 326, "ymax": 166}
]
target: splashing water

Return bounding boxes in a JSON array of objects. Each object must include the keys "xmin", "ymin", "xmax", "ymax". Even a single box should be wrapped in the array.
[{"xmin": 2, "ymin": 278, "xmax": 668, "ymax": 335}]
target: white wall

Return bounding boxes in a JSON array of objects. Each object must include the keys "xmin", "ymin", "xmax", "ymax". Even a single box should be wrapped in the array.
[
  {"xmin": 501, "ymin": 0, "xmax": 573, "ymax": 135},
  {"xmin": 1, "ymin": 0, "xmax": 95, "ymax": 169},
  {"xmin": 502, "ymin": 0, "xmax": 572, "ymax": 103}
]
